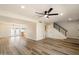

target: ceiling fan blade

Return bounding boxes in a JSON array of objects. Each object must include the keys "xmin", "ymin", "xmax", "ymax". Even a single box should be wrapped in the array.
[
  {"xmin": 48, "ymin": 8, "xmax": 53, "ymax": 13},
  {"xmin": 48, "ymin": 13, "xmax": 58, "ymax": 16},
  {"xmin": 35, "ymin": 12, "xmax": 44, "ymax": 15}
]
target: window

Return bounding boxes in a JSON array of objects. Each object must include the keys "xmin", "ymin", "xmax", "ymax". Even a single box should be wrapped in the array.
[{"xmin": 10, "ymin": 23, "xmax": 25, "ymax": 37}]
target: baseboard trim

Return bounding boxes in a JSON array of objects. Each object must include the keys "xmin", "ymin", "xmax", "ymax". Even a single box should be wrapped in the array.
[
  {"xmin": 46, "ymin": 37, "xmax": 79, "ymax": 45},
  {"xmin": 67, "ymin": 37, "xmax": 79, "ymax": 40},
  {"xmin": 46, "ymin": 37, "xmax": 66, "ymax": 40}
]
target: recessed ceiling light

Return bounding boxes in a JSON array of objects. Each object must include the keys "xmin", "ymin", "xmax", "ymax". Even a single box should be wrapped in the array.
[
  {"xmin": 68, "ymin": 18, "xmax": 72, "ymax": 21},
  {"xmin": 60, "ymin": 13, "xmax": 63, "ymax": 16},
  {"xmin": 21, "ymin": 5, "xmax": 25, "ymax": 9}
]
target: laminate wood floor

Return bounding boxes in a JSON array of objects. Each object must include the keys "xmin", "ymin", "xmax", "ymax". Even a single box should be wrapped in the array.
[{"xmin": 0, "ymin": 36, "xmax": 79, "ymax": 55}]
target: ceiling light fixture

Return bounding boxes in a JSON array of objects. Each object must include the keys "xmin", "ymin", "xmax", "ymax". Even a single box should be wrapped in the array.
[
  {"xmin": 21, "ymin": 5, "xmax": 25, "ymax": 9},
  {"xmin": 44, "ymin": 15, "xmax": 48, "ymax": 18}
]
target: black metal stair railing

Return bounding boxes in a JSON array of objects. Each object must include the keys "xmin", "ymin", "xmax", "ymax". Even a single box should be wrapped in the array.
[{"xmin": 54, "ymin": 22, "xmax": 68, "ymax": 36}]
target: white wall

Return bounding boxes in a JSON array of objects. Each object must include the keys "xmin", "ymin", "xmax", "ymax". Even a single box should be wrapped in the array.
[
  {"xmin": 0, "ymin": 22, "xmax": 10, "ymax": 37},
  {"xmin": 57, "ymin": 21, "xmax": 79, "ymax": 39},
  {"xmin": 0, "ymin": 17, "xmax": 67, "ymax": 40},
  {"xmin": 46, "ymin": 23, "xmax": 67, "ymax": 39},
  {"xmin": 24, "ymin": 21, "xmax": 36, "ymax": 40},
  {"xmin": 0, "ymin": 19, "xmax": 36, "ymax": 40},
  {"xmin": 36, "ymin": 22, "xmax": 67, "ymax": 40},
  {"xmin": 36, "ymin": 22, "xmax": 46, "ymax": 40}
]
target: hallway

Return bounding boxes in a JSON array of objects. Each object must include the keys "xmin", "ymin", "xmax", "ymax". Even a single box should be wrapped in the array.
[{"xmin": 0, "ymin": 37, "xmax": 79, "ymax": 55}]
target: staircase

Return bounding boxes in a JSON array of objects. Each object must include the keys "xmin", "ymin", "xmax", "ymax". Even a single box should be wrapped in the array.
[
  {"xmin": 46, "ymin": 22, "xmax": 68, "ymax": 39},
  {"xmin": 54, "ymin": 22, "xmax": 68, "ymax": 36}
]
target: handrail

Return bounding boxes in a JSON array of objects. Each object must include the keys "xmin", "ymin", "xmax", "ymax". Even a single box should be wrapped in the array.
[{"xmin": 54, "ymin": 22, "xmax": 68, "ymax": 36}]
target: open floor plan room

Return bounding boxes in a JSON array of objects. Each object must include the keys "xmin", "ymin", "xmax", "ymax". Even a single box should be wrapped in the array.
[{"xmin": 0, "ymin": 4, "xmax": 79, "ymax": 55}]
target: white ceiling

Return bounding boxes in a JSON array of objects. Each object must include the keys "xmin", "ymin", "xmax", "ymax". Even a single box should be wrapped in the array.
[{"xmin": 0, "ymin": 4, "xmax": 79, "ymax": 23}]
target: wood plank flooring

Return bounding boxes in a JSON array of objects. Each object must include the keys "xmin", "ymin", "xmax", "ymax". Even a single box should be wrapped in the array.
[{"xmin": 0, "ymin": 37, "xmax": 79, "ymax": 55}]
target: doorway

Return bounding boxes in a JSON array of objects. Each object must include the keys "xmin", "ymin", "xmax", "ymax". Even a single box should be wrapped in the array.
[
  {"xmin": 10, "ymin": 23, "xmax": 26, "ymax": 47},
  {"xmin": 10, "ymin": 24, "xmax": 25, "ymax": 37}
]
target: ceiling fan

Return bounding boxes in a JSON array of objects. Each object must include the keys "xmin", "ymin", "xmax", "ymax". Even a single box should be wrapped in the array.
[{"xmin": 35, "ymin": 8, "xmax": 58, "ymax": 18}]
